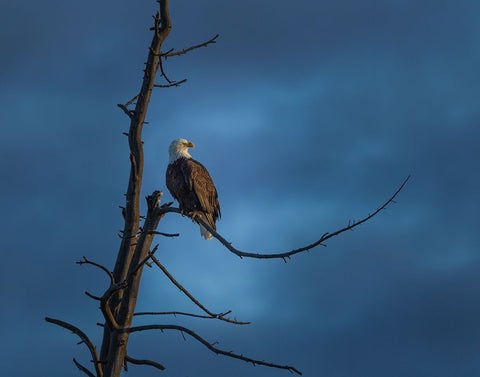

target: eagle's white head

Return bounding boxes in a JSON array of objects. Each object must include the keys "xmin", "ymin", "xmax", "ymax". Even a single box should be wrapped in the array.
[{"xmin": 169, "ymin": 138, "xmax": 195, "ymax": 163}]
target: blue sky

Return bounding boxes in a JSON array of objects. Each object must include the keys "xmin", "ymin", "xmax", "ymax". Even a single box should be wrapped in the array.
[{"xmin": 1, "ymin": 1, "xmax": 480, "ymax": 376}]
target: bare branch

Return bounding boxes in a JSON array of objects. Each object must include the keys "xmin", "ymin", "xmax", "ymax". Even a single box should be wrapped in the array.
[
  {"xmin": 161, "ymin": 47, "xmax": 174, "ymax": 55},
  {"xmin": 162, "ymin": 34, "xmax": 219, "ymax": 58},
  {"xmin": 77, "ymin": 257, "xmax": 114, "ymax": 285},
  {"xmin": 85, "ymin": 291, "xmax": 101, "ymax": 301},
  {"xmin": 148, "ymin": 230, "xmax": 180, "ymax": 237},
  {"xmin": 134, "ymin": 309, "xmax": 233, "ymax": 321},
  {"xmin": 161, "ymin": 176, "xmax": 410, "ymax": 260},
  {"xmin": 73, "ymin": 358, "xmax": 96, "ymax": 377},
  {"xmin": 154, "ymin": 78, "xmax": 187, "ymax": 88},
  {"xmin": 132, "ymin": 244, "xmax": 159, "ymax": 276},
  {"xmin": 116, "ymin": 103, "xmax": 135, "ymax": 119},
  {"xmin": 157, "ymin": 55, "xmax": 171, "ymax": 83},
  {"xmin": 123, "ymin": 324, "xmax": 301, "ymax": 375},
  {"xmin": 124, "ymin": 94, "xmax": 139, "ymax": 108},
  {"xmin": 149, "ymin": 255, "xmax": 249, "ymax": 325},
  {"xmin": 45, "ymin": 317, "xmax": 103, "ymax": 377},
  {"xmin": 125, "ymin": 355, "xmax": 166, "ymax": 371}
]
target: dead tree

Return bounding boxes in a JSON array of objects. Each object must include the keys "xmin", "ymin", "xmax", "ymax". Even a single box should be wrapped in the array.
[{"xmin": 45, "ymin": 1, "xmax": 409, "ymax": 376}]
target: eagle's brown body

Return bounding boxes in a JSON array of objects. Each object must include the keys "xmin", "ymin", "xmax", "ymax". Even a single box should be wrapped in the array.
[{"xmin": 166, "ymin": 156, "xmax": 221, "ymax": 238}]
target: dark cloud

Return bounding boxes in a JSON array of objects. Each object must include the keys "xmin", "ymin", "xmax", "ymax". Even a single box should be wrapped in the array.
[{"xmin": 1, "ymin": 0, "xmax": 479, "ymax": 376}]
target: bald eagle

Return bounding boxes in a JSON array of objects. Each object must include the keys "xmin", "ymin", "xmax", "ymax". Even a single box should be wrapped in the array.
[{"xmin": 166, "ymin": 139, "xmax": 221, "ymax": 240}]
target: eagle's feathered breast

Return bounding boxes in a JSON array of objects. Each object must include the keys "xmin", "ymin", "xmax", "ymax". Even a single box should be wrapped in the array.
[{"xmin": 166, "ymin": 157, "xmax": 221, "ymax": 231}]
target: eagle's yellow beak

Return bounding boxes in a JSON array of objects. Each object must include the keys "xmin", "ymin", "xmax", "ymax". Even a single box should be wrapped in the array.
[{"xmin": 185, "ymin": 141, "xmax": 195, "ymax": 148}]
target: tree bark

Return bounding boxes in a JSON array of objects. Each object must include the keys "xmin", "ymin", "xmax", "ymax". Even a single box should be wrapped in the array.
[{"xmin": 100, "ymin": 2, "xmax": 172, "ymax": 376}]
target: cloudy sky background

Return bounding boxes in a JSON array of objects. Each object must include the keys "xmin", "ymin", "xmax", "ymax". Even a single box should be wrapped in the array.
[{"xmin": 1, "ymin": 0, "xmax": 479, "ymax": 376}]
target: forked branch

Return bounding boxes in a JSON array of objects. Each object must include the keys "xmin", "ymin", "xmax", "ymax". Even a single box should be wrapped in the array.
[{"xmin": 123, "ymin": 324, "xmax": 302, "ymax": 375}]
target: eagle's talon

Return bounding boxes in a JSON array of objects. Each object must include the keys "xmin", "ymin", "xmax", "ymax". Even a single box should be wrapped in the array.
[{"xmin": 188, "ymin": 211, "xmax": 203, "ymax": 222}]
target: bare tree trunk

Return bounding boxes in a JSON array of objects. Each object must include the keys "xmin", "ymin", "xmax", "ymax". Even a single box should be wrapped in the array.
[
  {"xmin": 99, "ymin": 2, "xmax": 172, "ymax": 376},
  {"xmin": 103, "ymin": 193, "xmax": 166, "ymax": 377}
]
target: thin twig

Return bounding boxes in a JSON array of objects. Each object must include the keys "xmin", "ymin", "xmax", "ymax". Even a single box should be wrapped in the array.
[
  {"xmin": 154, "ymin": 78, "xmax": 187, "ymax": 88},
  {"xmin": 162, "ymin": 34, "xmax": 219, "ymax": 58},
  {"xmin": 148, "ymin": 230, "xmax": 180, "ymax": 237},
  {"xmin": 150, "ymin": 255, "xmax": 249, "ymax": 325},
  {"xmin": 132, "ymin": 244, "xmax": 159, "ymax": 276},
  {"xmin": 117, "ymin": 103, "xmax": 135, "ymax": 119},
  {"xmin": 77, "ymin": 257, "xmax": 114, "ymax": 285},
  {"xmin": 158, "ymin": 57, "xmax": 173, "ymax": 83},
  {"xmin": 85, "ymin": 291, "xmax": 101, "ymax": 301},
  {"xmin": 123, "ymin": 324, "xmax": 301, "ymax": 375},
  {"xmin": 124, "ymin": 94, "xmax": 139, "ymax": 107},
  {"xmin": 133, "ymin": 310, "xmax": 233, "ymax": 321},
  {"xmin": 45, "ymin": 317, "xmax": 103, "ymax": 377},
  {"xmin": 73, "ymin": 358, "xmax": 96, "ymax": 377},
  {"xmin": 125, "ymin": 355, "xmax": 166, "ymax": 371}
]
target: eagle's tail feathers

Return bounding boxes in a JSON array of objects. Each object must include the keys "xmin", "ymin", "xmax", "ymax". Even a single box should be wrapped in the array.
[
  {"xmin": 199, "ymin": 224, "xmax": 213, "ymax": 240},
  {"xmin": 198, "ymin": 213, "xmax": 215, "ymax": 241}
]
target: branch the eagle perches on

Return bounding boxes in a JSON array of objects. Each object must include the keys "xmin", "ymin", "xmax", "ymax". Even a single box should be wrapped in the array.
[
  {"xmin": 45, "ymin": 1, "xmax": 410, "ymax": 377},
  {"xmin": 160, "ymin": 175, "xmax": 410, "ymax": 261}
]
